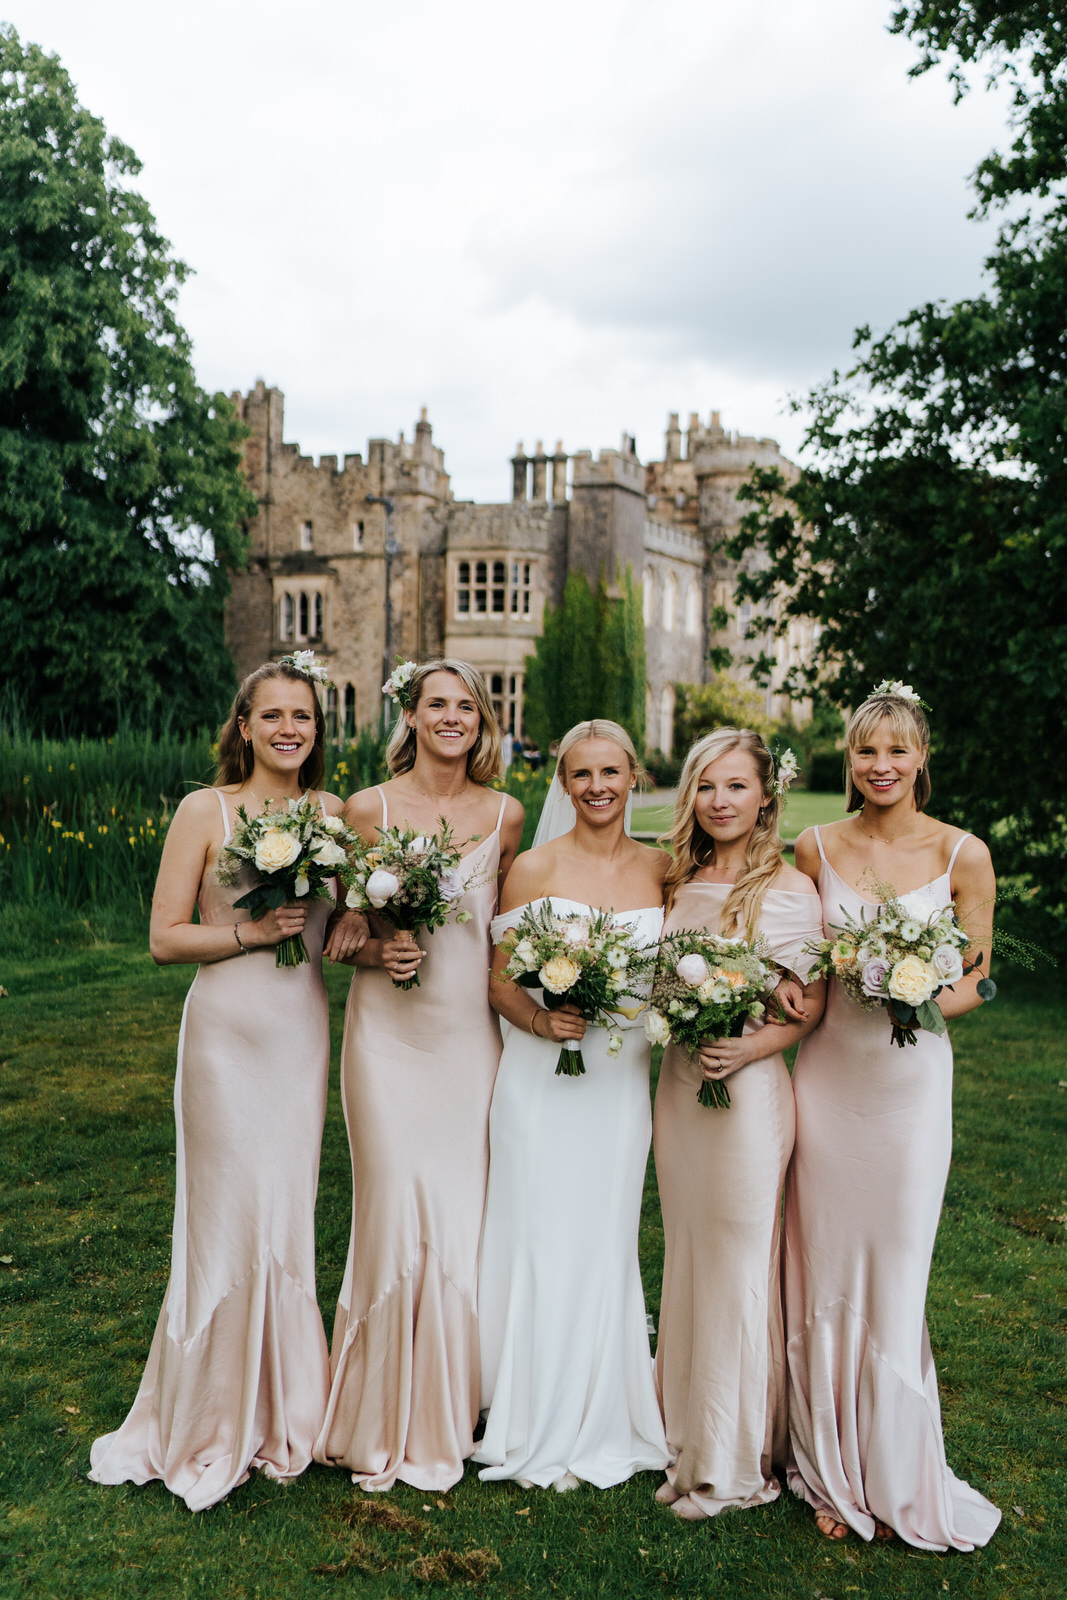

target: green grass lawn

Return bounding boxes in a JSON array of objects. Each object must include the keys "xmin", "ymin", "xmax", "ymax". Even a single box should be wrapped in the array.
[
  {"xmin": 1, "ymin": 916, "xmax": 1063, "ymax": 1599},
  {"xmin": 632, "ymin": 789, "xmax": 848, "ymax": 841}
]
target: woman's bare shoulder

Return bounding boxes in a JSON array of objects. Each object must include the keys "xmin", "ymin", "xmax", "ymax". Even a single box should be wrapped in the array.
[{"xmin": 772, "ymin": 859, "xmax": 821, "ymax": 896}]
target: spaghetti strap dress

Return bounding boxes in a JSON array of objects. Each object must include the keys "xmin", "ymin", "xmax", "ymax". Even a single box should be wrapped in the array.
[
  {"xmin": 653, "ymin": 881, "xmax": 822, "ymax": 1515},
  {"xmin": 314, "ymin": 790, "xmax": 506, "ymax": 1491},
  {"xmin": 783, "ymin": 827, "xmax": 1001, "ymax": 1550},
  {"xmin": 89, "ymin": 789, "xmax": 332, "ymax": 1512}
]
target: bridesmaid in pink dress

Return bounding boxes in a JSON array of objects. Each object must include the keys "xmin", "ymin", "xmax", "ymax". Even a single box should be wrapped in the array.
[
  {"xmin": 653, "ymin": 728, "xmax": 825, "ymax": 1521},
  {"xmin": 89, "ymin": 657, "xmax": 365, "ymax": 1511},
  {"xmin": 785, "ymin": 683, "xmax": 1000, "ymax": 1550},
  {"xmin": 315, "ymin": 659, "xmax": 523, "ymax": 1491}
]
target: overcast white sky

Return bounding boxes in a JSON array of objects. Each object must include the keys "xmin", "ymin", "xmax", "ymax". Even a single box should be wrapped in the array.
[{"xmin": 8, "ymin": 0, "xmax": 1011, "ymax": 501}]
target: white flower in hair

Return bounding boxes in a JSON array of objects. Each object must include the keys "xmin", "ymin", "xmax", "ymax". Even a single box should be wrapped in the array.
[
  {"xmin": 278, "ymin": 648, "xmax": 329, "ymax": 682},
  {"xmin": 772, "ymin": 748, "xmax": 798, "ymax": 798},
  {"xmin": 871, "ymin": 679, "xmax": 921, "ymax": 704},
  {"xmin": 382, "ymin": 659, "xmax": 418, "ymax": 707}
]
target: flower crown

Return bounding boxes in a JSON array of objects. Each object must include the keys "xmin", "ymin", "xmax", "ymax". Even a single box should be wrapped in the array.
[
  {"xmin": 870, "ymin": 679, "xmax": 931, "ymax": 713},
  {"xmin": 382, "ymin": 658, "xmax": 418, "ymax": 710},
  {"xmin": 772, "ymin": 747, "xmax": 798, "ymax": 799},
  {"xmin": 279, "ymin": 649, "xmax": 329, "ymax": 684}
]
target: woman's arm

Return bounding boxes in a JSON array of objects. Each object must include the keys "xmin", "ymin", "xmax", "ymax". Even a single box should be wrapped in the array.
[
  {"xmin": 697, "ymin": 976, "xmax": 827, "ymax": 1083},
  {"xmin": 496, "ymin": 794, "xmax": 526, "ymax": 888},
  {"xmin": 936, "ymin": 833, "xmax": 996, "ymax": 1021},
  {"xmin": 149, "ymin": 791, "xmax": 309, "ymax": 966},
  {"xmin": 488, "ymin": 940, "xmax": 586, "ymax": 1043}
]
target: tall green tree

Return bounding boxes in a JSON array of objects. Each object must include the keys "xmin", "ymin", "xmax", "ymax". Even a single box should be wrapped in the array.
[
  {"xmin": 523, "ymin": 569, "xmax": 646, "ymax": 754},
  {"xmin": 0, "ymin": 27, "xmax": 256, "ymax": 736},
  {"xmin": 729, "ymin": 2, "xmax": 1067, "ymax": 946}
]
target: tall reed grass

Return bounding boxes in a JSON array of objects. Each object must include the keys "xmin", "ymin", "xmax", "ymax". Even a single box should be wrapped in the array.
[{"xmin": 1, "ymin": 730, "xmax": 551, "ymax": 915}]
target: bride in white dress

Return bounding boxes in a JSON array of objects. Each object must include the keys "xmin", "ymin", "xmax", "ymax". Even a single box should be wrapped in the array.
[{"xmin": 475, "ymin": 719, "xmax": 670, "ymax": 1491}]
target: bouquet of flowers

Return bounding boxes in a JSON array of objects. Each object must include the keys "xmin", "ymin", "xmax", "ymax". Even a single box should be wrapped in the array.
[
  {"xmin": 643, "ymin": 930, "xmax": 779, "ymax": 1108},
  {"xmin": 805, "ymin": 887, "xmax": 995, "ymax": 1048},
  {"xmin": 496, "ymin": 903, "xmax": 659, "ymax": 1076},
  {"xmin": 216, "ymin": 797, "xmax": 360, "ymax": 967},
  {"xmin": 345, "ymin": 819, "xmax": 478, "ymax": 988}
]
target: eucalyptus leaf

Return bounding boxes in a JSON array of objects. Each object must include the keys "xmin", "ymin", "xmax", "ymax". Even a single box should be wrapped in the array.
[
  {"xmin": 915, "ymin": 998, "xmax": 948, "ymax": 1035},
  {"xmin": 977, "ymin": 977, "xmax": 998, "ymax": 1002}
]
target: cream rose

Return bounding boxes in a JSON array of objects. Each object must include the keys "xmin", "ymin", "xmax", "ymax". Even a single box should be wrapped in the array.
[
  {"xmin": 310, "ymin": 838, "xmax": 348, "ymax": 868},
  {"xmin": 254, "ymin": 828, "xmax": 302, "ymax": 873},
  {"xmin": 643, "ymin": 1009, "xmax": 671, "ymax": 1046},
  {"xmin": 887, "ymin": 954, "xmax": 937, "ymax": 1007},
  {"xmin": 539, "ymin": 955, "xmax": 580, "ymax": 994}
]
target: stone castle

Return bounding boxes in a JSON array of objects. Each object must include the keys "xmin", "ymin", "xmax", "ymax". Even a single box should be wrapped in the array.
[{"xmin": 225, "ymin": 382, "xmax": 813, "ymax": 752}]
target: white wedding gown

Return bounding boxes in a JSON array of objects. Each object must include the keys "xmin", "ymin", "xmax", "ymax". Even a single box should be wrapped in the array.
[{"xmin": 475, "ymin": 898, "xmax": 669, "ymax": 1488}]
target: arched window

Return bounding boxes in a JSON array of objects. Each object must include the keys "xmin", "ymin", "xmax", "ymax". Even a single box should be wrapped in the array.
[
  {"xmin": 645, "ymin": 682, "xmax": 655, "ymax": 747},
  {"xmin": 684, "ymin": 580, "xmax": 700, "ymax": 637},
  {"xmin": 298, "ymin": 592, "xmax": 310, "ymax": 639},
  {"xmin": 312, "ymin": 591, "xmax": 323, "ymax": 639},
  {"xmin": 643, "ymin": 570, "xmax": 655, "ymax": 628},
  {"xmin": 343, "ymin": 683, "xmax": 356, "ymax": 739},
  {"xmin": 326, "ymin": 684, "xmax": 339, "ymax": 740},
  {"xmin": 659, "ymin": 685, "xmax": 675, "ymax": 755},
  {"xmin": 662, "ymin": 573, "xmax": 678, "ymax": 633},
  {"xmin": 280, "ymin": 592, "xmax": 294, "ymax": 641}
]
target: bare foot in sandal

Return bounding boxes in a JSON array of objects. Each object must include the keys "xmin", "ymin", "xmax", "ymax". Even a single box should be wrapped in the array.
[{"xmin": 815, "ymin": 1511, "xmax": 849, "ymax": 1540}]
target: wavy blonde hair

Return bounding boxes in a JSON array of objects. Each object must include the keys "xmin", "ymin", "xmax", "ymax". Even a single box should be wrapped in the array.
[
  {"xmin": 845, "ymin": 692, "xmax": 931, "ymax": 812},
  {"xmin": 663, "ymin": 727, "xmax": 784, "ymax": 935},
  {"xmin": 386, "ymin": 658, "xmax": 503, "ymax": 783}
]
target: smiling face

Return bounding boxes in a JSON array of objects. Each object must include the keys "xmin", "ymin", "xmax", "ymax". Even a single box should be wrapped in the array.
[
  {"xmin": 405, "ymin": 669, "xmax": 482, "ymax": 762},
  {"xmin": 848, "ymin": 716, "xmax": 926, "ymax": 811},
  {"xmin": 238, "ymin": 676, "xmax": 318, "ymax": 783},
  {"xmin": 692, "ymin": 747, "xmax": 765, "ymax": 848},
  {"xmin": 560, "ymin": 736, "xmax": 635, "ymax": 826}
]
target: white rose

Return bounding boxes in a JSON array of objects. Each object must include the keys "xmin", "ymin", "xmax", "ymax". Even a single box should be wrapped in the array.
[
  {"xmin": 321, "ymin": 815, "xmax": 345, "ymax": 835},
  {"xmin": 310, "ymin": 838, "xmax": 348, "ymax": 868},
  {"xmin": 931, "ymin": 943, "xmax": 965, "ymax": 983},
  {"xmin": 345, "ymin": 886, "xmax": 361, "ymax": 909},
  {"xmin": 643, "ymin": 1009, "xmax": 671, "ymax": 1046},
  {"xmin": 253, "ymin": 828, "xmax": 302, "ymax": 873},
  {"xmin": 676, "ymin": 953, "xmax": 710, "ymax": 987},
  {"xmin": 540, "ymin": 955, "xmax": 581, "ymax": 993},
  {"xmin": 366, "ymin": 868, "xmax": 401, "ymax": 908},
  {"xmin": 513, "ymin": 938, "xmax": 539, "ymax": 971}
]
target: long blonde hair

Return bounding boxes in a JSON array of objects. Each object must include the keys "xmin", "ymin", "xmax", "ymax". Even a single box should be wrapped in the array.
[
  {"xmin": 386, "ymin": 658, "xmax": 503, "ymax": 783},
  {"xmin": 663, "ymin": 727, "xmax": 784, "ymax": 936}
]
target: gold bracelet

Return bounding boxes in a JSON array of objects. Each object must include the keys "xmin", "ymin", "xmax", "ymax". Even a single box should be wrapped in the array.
[
  {"xmin": 234, "ymin": 924, "xmax": 249, "ymax": 955},
  {"xmin": 532, "ymin": 1009, "xmax": 543, "ymax": 1038}
]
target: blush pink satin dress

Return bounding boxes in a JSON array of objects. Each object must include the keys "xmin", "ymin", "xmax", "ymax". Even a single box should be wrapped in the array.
[
  {"xmin": 314, "ymin": 789, "xmax": 506, "ymax": 1491},
  {"xmin": 653, "ymin": 881, "xmax": 822, "ymax": 1515},
  {"xmin": 89, "ymin": 789, "xmax": 332, "ymax": 1511},
  {"xmin": 783, "ymin": 827, "xmax": 1000, "ymax": 1550}
]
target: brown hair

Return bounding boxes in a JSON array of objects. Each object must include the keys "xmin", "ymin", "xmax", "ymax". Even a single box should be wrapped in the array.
[
  {"xmin": 386, "ymin": 658, "xmax": 503, "ymax": 784},
  {"xmin": 662, "ymin": 727, "xmax": 784, "ymax": 935},
  {"xmin": 216, "ymin": 663, "xmax": 326, "ymax": 791},
  {"xmin": 845, "ymin": 693, "xmax": 931, "ymax": 813}
]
